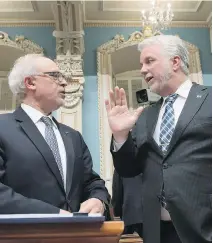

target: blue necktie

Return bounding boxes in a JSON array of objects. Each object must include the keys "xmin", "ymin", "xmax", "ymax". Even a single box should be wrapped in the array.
[
  {"xmin": 159, "ymin": 93, "xmax": 178, "ymax": 208},
  {"xmin": 159, "ymin": 93, "xmax": 178, "ymax": 154},
  {"xmin": 41, "ymin": 117, "xmax": 64, "ymax": 185}
]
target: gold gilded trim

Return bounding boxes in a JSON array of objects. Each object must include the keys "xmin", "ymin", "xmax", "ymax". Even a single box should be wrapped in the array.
[
  {"xmin": 84, "ymin": 21, "xmax": 209, "ymax": 28},
  {"xmin": 0, "ymin": 31, "xmax": 43, "ymax": 54},
  {"xmin": 0, "ymin": 21, "xmax": 55, "ymax": 27},
  {"xmin": 0, "ymin": 21, "xmax": 208, "ymax": 28}
]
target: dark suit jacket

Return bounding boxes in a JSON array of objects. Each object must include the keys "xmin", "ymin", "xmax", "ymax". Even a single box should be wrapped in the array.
[
  {"xmin": 112, "ymin": 170, "xmax": 143, "ymax": 226},
  {"xmin": 112, "ymin": 84, "xmax": 212, "ymax": 243},
  {"xmin": 0, "ymin": 107, "xmax": 110, "ymax": 215}
]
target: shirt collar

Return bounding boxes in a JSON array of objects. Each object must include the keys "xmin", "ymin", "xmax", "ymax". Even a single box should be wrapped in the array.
[
  {"xmin": 162, "ymin": 79, "xmax": 192, "ymax": 105},
  {"xmin": 175, "ymin": 79, "xmax": 193, "ymax": 99},
  {"xmin": 21, "ymin": 103, "xmax": 57, "ymax": 129}
]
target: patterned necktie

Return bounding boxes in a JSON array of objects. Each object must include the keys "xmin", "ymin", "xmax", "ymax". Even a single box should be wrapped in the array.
[
  {"xmin": 41, "ymin": 117, "xmax": 64, "ymax": 185},
  {"xmin": 159, "ymin": 93, "xmax": 178, "ymax": 208},
  {"xmin": 159, "ymin": 93, "xmax": 178, "ymax": 154}
]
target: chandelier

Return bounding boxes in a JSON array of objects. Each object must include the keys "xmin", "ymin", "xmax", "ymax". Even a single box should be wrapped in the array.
[{"xmin": 141, "ymin": 0, "xmax": 174, "ymax": 34}]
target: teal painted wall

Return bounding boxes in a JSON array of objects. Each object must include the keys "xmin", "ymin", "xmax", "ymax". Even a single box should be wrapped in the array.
[{"xmin": 83, "ymin": 27, "xmax": 212, "ymax": 172}]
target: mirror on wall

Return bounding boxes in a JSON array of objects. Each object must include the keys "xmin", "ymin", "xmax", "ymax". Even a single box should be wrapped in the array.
[
  {"xmin": 97, "ymin": 31, "xmax": 203, "ymax": 194},
  {"xmin": 0, "ymin": 31, "xmax": 43, "ymax": 114}
]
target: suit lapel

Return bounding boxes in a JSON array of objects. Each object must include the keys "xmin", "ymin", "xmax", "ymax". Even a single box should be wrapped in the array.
[
  {"xmin": 14, "ymin": 107, "xmax": 64, "ymax": 190},
  {"xmin": 147, "ymin": 98, "xmax": 163, "ymax": 136},
  {"xmin": 55, "ymin": 120, "xmax": 75, "ymax": 197},
  {"xmin": 166, "ymin": 84, "xmax": 209, "ymax": 157},
  {"xmin": 147, "ymin": 98, "xmax": 163, "ymax": 153}
]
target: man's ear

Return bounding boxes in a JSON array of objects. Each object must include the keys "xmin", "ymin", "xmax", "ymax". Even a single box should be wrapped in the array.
[
  {"xmin": 24, "ymin": 77, "xmax": 36, "ymax": 90},
  {"xmin": 171, "ymin": 56, "xmax": 181, "ymax": 72}
]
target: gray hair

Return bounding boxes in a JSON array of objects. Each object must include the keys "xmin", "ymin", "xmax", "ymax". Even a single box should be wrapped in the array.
[
  {"xmin": 8, "ymin": 53, "xmax": 44, "ymax": 99},
  {"xmin": 138, "ymin": 35, "xmax": 189, "ymax": 75}
]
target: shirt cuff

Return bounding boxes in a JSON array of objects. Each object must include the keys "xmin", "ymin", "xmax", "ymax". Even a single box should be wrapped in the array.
[{"xmin": 113, "ymin": 140, "xmax": 126, "ymax": 152}]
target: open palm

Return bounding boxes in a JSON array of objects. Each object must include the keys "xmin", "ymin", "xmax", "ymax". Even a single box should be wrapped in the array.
[{"xmin": 105, "ymin": 87, "xmax": 143, "ymax": 142}]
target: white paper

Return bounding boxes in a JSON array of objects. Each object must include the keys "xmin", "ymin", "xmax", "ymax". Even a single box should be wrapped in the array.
[{"xmin": 0, "ymin": 213, "xmax": 102, "ymax": 218}]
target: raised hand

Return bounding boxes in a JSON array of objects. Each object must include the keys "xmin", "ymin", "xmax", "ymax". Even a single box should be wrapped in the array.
[{"xmin": 105, "ymin": 86, "xmax": 143, "ymax": 143}]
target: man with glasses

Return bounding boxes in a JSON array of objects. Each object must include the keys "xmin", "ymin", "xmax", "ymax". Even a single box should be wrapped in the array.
[{"xmin": 0, "ymin": 54, "xmax": 110, "ymax": 216}]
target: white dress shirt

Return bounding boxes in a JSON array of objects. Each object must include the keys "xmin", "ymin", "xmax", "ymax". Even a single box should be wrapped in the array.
[
  {"xmin": 21, "ymin": 104, "xmax": 67, "ymax": 190},
  {"xmin": 153, "ymin": 79, "xmax": 193, "ymax": 145},
  {"xmin": 114, "ymin": 79, "xmax": 193, "ymax": 220}
]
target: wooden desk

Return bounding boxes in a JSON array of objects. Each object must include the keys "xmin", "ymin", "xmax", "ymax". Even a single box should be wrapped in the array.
[
  {"xmin": 119, "ymin": 234, "xmax": 143, "ymax": 243},
  {"xmin": 0, "ymin": 221, "xmax": 124, "ymax": 243}
]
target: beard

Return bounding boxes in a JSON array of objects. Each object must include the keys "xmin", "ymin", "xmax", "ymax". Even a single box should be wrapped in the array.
[{"xmin": 149, "ymin": 67, "xmax": 173, "ymax": 95}]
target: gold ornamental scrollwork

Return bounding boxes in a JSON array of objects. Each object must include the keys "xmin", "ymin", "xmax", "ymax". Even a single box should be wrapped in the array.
[
  {"xmin": 55, "ymin": 51, "xmax": 85, "ymax": 109},
  {"xmin": 97, "ymin": 28, "xmax": 154, "ymax": 54},
  {"xmin": 56, "ymin": 51, "xmax": 84, "ymax": 79},
  {"xmin": 63, "ymin": 78, "xmax": 84, "ymax": 109},
  {"xmin": 0, "ymin": 31, "xmax": 43, "ymax": 54}
]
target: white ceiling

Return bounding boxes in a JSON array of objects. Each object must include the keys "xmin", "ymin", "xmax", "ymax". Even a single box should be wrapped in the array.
[
  {"xmin": 0, "ymin": 1, "xmax": 211, "ymax": 26},
  {"xmin": 85, "ymin": 0, "xmax": 212, "ymax": 23},
  {"xmin": 0, "ymin": 1, "xmax": 54, "ymax": 22}
]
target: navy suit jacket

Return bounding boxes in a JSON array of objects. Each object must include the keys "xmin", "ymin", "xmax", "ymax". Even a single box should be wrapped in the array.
[
  {"xmin": 112, "ymin": 84, "xmax": 212, "ymax": 243},
  {"xmin": 0, "ymin": 107, "xmax": 110, "ymax": 214},
  {"xmin": 112, "ymin": 170, "xmax": 143, "ymax": 226}
]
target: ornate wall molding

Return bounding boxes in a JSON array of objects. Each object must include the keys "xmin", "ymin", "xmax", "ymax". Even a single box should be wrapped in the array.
[
  {"xmin": 97, "ymin": 30, "xmax": 153, "ymax": 54},
  {"xmin": 97, "ymin": 51, "xmax": 113, "ymax": 193},
  {"xmin": 56, "ymin": 52, "xmax": 84, "ymax": 109},
  {"xmin": 0, "ymin": 21, "xmax": 55, "ymax": 27},
  {"xmin": 52, "ymin": 1, "xmax": 85, "ymax": 133},
  {"xmin": 0, "ymin": 31, "xmax": 43, "ymax": 54},
  {"xmin": 183, "ymin": 40, "xmax": 203, "ymax": 84},
  {"xmin": 97, "ymin": 30, "xmax": 203, "ymax": 194},
  {"xmin": 0, "ymin": 21, "xmax": 208, "ymax": 28},
  {"xmin": 84, "ymin": 21, "xmax": 209, "ymax": 28},
  {"xmin": 56, "ymin": 52, "xmax": 84, "ymax": 78},
  {"xmin": 63, "ymin": 79, "xmax": 84, "ymax": 109}
]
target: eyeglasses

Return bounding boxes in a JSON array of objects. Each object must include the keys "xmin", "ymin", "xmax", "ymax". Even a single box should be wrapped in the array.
[
  {"xmin": 43, "ymin": 71, "xmax": 67, "ymax": 84},
  {"xmin": 40, "ymin": 71, "xmax": 67, "ymax": 84}
]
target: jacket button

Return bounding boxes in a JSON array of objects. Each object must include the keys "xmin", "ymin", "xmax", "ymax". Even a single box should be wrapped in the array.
[
  {"xmin": 163, "ymin": 163, "xmax": 168, "ymax": 169},
  {"xmin": 66, "ymin": 198, "xmax": 71, "ymax": 204}
]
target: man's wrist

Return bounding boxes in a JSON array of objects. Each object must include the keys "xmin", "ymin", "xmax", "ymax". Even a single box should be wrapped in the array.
[{"xmin": 113, "ymin": 132, "xmax": 128, "ymax": 143}]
